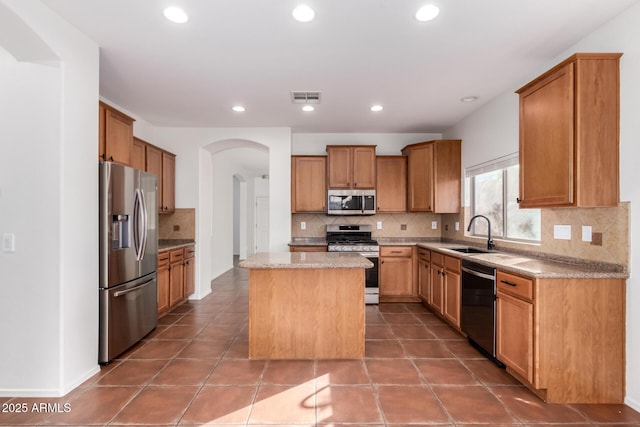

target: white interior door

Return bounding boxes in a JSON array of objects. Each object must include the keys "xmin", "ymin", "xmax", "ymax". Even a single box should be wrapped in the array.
[{"xmin": 255, "ymin": 196, "xmax": 269, "ymax": 253}]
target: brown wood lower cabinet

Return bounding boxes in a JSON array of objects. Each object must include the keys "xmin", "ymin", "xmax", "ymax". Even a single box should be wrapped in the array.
[
  {"xmin": 496, "ymin": 269, "xmax": 625, "ymax": 403},
  {"xmin": 157, "ymin": 252, "xmax": 170, "ymax": 315},
  {"xmin": 417, "ymin": 248, "xmax": 430, "ymax": 303},
  {"xmin": 425, "ymin": 250, "xmax": 461, "ymax": 329},
  {"xmin": 184, "ymin": 245, "xmax": 195, "ymax": 297},
  {"xmin": 158, "ymin": 244, "xmax": 195, "ymax": 316},
  {"xmin": 379, "ymin": 246, "xmax": 417, "ymax": 302}
]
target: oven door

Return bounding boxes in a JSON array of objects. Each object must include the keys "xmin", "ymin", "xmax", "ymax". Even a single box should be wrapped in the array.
[{"xmin": 361, "ymin": 252, "xmax": 379, "ymax": 304}]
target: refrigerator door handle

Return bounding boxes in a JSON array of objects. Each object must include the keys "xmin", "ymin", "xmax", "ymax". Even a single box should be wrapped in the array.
[
  {"xmin": 133, "ymin": 188, "xmax": 146, "ymax": 261},
  {"xmin": 139, "ymin": 188, "xmax": 148, "ymax": 259},
  {"xmin": 113, "ymin": 277, "xmax": 155, "ymax": 297}
]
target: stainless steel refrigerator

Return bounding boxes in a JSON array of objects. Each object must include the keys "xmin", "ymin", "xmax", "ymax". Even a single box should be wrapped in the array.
[{"xmin": 99, "ymin": 161, "xmax": 158, "ymax": 364}]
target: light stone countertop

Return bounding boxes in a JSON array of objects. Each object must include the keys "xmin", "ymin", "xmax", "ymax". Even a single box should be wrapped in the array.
[
  {"xmin": 239, "ymin": 252, "xmax": 373, "ymax": 269},
  {"xmin": 416, "ymin": 242, "xmax": 627, "ymax": 279},
  {"xmin": 158, "ymin": 239, "xmax": 195, "ymax": 251}
]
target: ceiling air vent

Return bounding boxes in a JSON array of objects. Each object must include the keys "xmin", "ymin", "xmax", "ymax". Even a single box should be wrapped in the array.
[{"xmin": 291, "ymin": 91, "xmax": 321, "ymax": 104}]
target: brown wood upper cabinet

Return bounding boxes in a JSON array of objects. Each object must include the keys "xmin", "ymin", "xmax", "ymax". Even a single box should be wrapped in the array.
[
  {"xmin": 401, "ymin": 139, "xmax": 461, "ymax": 213},
  {"xmin": 376, "ymin": 156, "xmax": 407, "ymax": 212},
  {"xmin": 98, "ymin": 101, "xmax": 135, "ymax": 165},
  {"xmin": 516, "ymin": 53, "xmax": 622, "ymax": 208},
  {"xmin": 291, "ymin": 156, "xmax": 327, "ymax": 213},
  {"xmin": 326, "ymin": 145, "xmax": 376, "ymax": 189},
  {"xmin": 137, "ymin": 139, "xmax": 176, "ymax": 215}
]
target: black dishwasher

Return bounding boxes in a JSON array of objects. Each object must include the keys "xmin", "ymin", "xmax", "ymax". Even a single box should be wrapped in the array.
[{"xmin": 461, "ymin": 260, "xmax": 503, "ymax": 366}]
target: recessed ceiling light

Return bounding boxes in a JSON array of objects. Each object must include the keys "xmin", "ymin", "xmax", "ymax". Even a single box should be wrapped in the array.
[
  {"xmin": 302, "ymin": 105, "xmax": 315, "ymax": 112},
  {"xmin": 370, "ymin": 105, "xmax": 383, "ymax": 112},
  {"xmin": 460, "ymin": 96, "xmax": 478, "ymax": 103},
  {"xmin": 292, "ymin": 5, "xmax": 315, "ymax": 22},
  {"xmin": 415, "ymin": 4, "xmax": 440, "ymax": 22},
  {"xmin": 163, "ymin": 7, "xmax": 189, "ymax": 24},
  {"xmin": 232, "ymin": 106, "xmax": 245, "ymax": 112}
]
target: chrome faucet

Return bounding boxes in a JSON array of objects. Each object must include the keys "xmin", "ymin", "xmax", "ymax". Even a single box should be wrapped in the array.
[{"xmin": 467, "ymin": 215, "xmax": 495, "ymax": 251}]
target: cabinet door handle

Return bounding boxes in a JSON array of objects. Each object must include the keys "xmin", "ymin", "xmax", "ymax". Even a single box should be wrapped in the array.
[
  {"xmin": 500, "ymin": 280, "xmax": 517, "ymax": 287},
  {"xmin": 109, "ymin": 156, "xmax": 114, "ymax": 161},
  {"xmin": 516, "ymin": 197, "xmax": 521, "ymax": 204}
]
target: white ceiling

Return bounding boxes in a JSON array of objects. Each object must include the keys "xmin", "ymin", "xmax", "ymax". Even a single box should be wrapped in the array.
[{"xmin": 42, "ymin": 0, "xmax": 638, "ymax": 134}]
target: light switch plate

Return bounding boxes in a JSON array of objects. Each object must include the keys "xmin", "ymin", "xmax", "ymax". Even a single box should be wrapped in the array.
[
  {"xmin": 582, "ymin": 225, "xmax": 592, "ymax": 242},
  {"xmin": 455, "ymin": 222, "xmax": 460, "ymax": 231},
  {"xmin": 553, "ymin": 224, "xmax": 571, "ymax": 240},
  {"xmin": 431, "ymin": 221, "xmax": 438, "ymax": 230},
  {"xmin": 376, "ymin": 221, "xmax": 382, "ymax": 230},
  {"xmin": 2, "ymin": 233, "xmax": 15, "ymax": 252}
]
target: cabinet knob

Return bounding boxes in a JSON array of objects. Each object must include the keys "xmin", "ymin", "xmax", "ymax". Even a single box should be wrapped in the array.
[
  {"xmin": 109, "ymin": 156, "xmax": 114, "ymax": 161},
  {"xmin": 99, "ymin": 154, "xmax": 106, "ymax": 160},
  {"xmin": 516, "ymin": 197, "xmax": 521, "ymax": 204}
]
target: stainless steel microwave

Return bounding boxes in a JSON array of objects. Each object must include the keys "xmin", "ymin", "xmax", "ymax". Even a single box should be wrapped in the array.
[{"xmin": 327, "ymin": 189, "xmax": 376, "ymax": 215}]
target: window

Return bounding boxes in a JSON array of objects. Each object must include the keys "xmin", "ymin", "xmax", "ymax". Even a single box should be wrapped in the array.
[{"xmin": 465, "ymin": 154, "xmax": 541, "ymax": 242}]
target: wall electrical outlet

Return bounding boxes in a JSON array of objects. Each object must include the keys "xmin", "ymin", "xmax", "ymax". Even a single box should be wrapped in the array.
[
  {"xmin": 431, "ymin": 221, "xmax": 438, "ymax": 230},
  {"xmin": 455, "ymin": 222, "xmax": 460, "ymax": 231},
  {"xmin": 582, "ymin": 225, "xmax": 592, "ymax": 242},
  {"xmin": 377, "ymin": 221, "xmax": 382, "ymax": 230},
  {"xmin": 553, "ymin": 224, "xmax": 571, "ymax": 240},
  {"xmin": 300, "ymin": 221, "xmax": 306, "ymax": 230}
]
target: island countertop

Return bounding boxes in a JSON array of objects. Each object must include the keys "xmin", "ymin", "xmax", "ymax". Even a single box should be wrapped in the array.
[{"xmin": 239, "ymin": 252, "xmax": 373, "ymax": 269}]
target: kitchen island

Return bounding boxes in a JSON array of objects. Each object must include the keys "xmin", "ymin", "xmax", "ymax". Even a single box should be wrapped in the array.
[{"xmin": 239, "ymin": 252, "xmax": 373, "ymax": 359}]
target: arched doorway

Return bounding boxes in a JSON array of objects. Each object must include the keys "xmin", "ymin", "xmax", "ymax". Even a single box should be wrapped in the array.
[{"xmin": 202, "ymin": 139, "xmax": 269, "ymax": 279}]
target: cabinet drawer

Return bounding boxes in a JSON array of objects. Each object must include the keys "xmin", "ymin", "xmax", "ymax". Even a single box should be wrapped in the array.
[
  {"xmin": 380, "ymin": 246, "xmax": 413, "ymax": 257},
  {"xmin": 418, "ymin": 248, "xmax": 430, "ymax": 261},
  {"xmin": 497, "ymin": 270, "xmax": 533, "ymax": 301},
  {"xmin": 184, "ymin": 245, "xmax": 195, "ymax": 259},
  {"xmin": 170, "ymin": 249, "xmax": 184, "ymax": 263},
  {"xmin": 431, "ymin": 251, "xmax": 444, "ymax": 266},
  {"xmin": 158, "ymin": 251, "xmax": 170, "ymax": 268},
  {"xmin": 444, "ymin": 255, "xmax": 461, "ymax": 273}
]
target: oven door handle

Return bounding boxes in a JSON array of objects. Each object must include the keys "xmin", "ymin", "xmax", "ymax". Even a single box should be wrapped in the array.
[{"xmin": 359, "ymin": 252, "xmax": 379, "ymax": 258}]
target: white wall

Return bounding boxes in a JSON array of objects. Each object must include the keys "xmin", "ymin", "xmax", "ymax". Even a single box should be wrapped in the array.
[
  {"xmin": 443, "ymin": 2, "xmax": 640, "ymax": 410},
  {"xmin": 151, "ymin": 128, "xmax": 291, "ymax": 290},
  {"xmin": 0, "ymin": 0, "xmax": 99, "ymax": 396},
  {"xmin": 292, "ymin": 132, "xmax": 442, "ymax": 155}
]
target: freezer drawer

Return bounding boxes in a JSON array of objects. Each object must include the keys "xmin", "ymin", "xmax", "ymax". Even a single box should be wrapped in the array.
[{"xmin": 99, "ymin": 274, "xmax": 158, "ymax": 364}]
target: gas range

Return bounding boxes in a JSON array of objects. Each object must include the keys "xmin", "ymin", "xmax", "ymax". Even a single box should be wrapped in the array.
[
  {"xmin": 326, "ymin": 224, "xmax": 379, "ymax": 254},
  {"xmin": 326, "ymin": 224, "xmax": 380, "ymax": 304}
]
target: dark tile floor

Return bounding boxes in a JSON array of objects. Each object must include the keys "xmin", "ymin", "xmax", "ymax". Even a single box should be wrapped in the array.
[{"xmin": 2, "ymin": 264, "xmax": 640, "ymax": 426}]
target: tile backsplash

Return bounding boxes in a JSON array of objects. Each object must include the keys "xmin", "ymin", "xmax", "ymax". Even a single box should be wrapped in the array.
[
  {"xmin": 441, "ymin": 202, "xmax": 630, "ymax": 269},
  {"xmin": 159, "ymin": 208, "xmax": 196, "ymax": 240},
  {"xmin": 293, "ymin": 201, "xmax": 630, "ymax": 270},
  {"xmin": 292, "ymin": 212, "xmax": 444, "ymax": 239}
]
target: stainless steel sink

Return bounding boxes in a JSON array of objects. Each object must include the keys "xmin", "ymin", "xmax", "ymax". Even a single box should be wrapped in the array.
[{"xmin": 446, "ymin": 247, "xmax": 489, "ymax": 254}]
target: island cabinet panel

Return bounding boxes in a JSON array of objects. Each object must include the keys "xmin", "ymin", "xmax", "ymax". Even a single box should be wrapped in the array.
[
  {"xmin": 376, "ymin": 156, "xmax": 407, "ymax": 212},
  {"xmin": 249, "ymin": 268, "xmax": 365, "ymax": 359},
  {"xmin": 516, "ymin": 53, "xmax": 621, "ymax": 208},
  {"xmin": 495, "ymin": 268, "xmax": 625, "ymax": 404},
  {"xmin": 291, "ymin": 156, "xmax": 326, "ymax": 213},
  {"xmin": 326, "ymin": 145, "xmax": 376, "ymax": 189}
]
